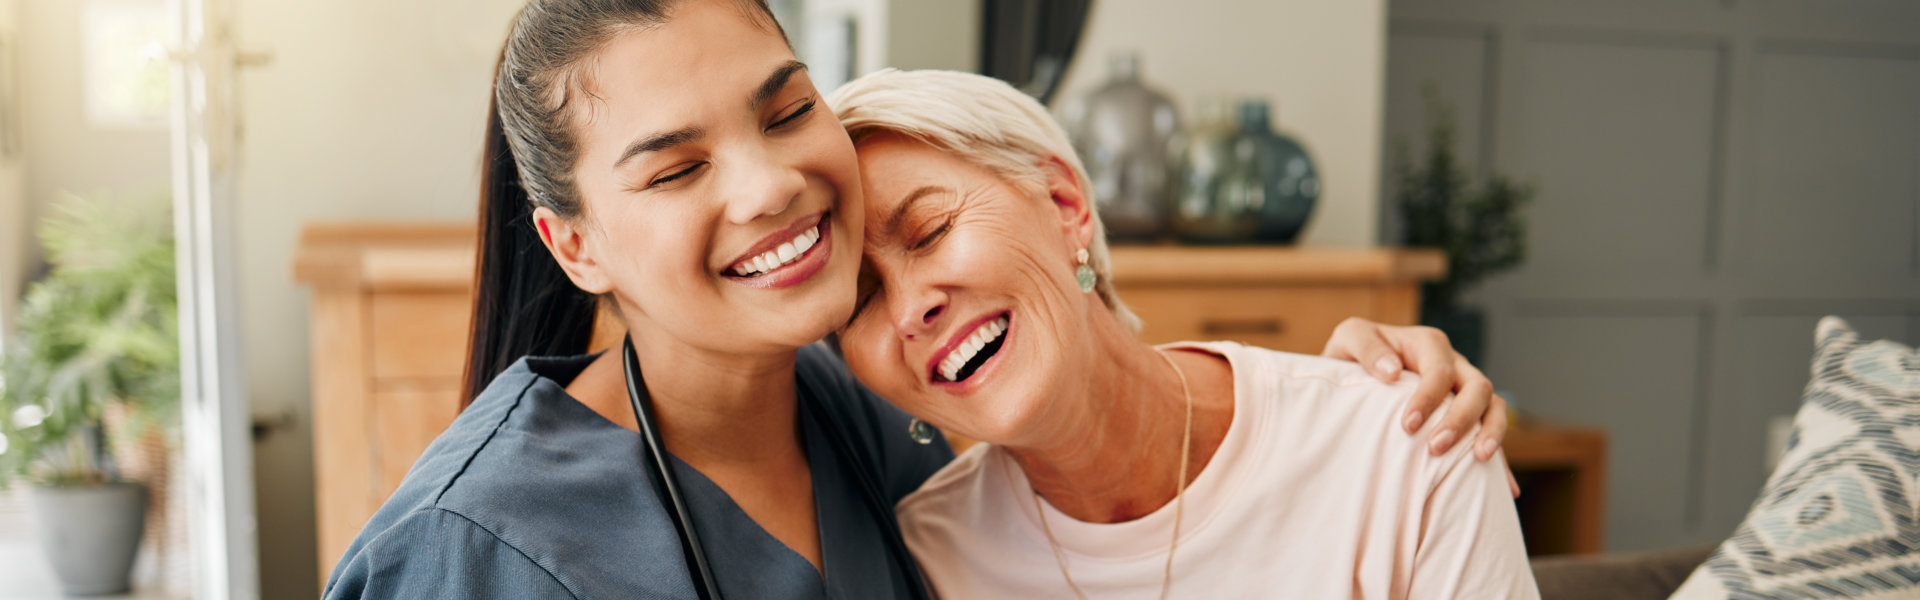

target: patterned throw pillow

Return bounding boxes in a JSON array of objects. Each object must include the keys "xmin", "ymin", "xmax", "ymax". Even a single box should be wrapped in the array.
[{"xmin": 1670, "ymin": 317, "xmax": 1920, "ymax": 599}]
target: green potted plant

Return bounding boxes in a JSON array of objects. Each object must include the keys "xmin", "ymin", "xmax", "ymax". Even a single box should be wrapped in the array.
[
  {"xmin": 0, "ymin": 191, "xmax": 178, "ymax": 596},
  {"xmin": 1394, "ymin": 86, "xmax": 1533, "ymax": 365}
]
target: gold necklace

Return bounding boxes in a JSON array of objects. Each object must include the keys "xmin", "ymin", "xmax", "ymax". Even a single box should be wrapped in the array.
[{"xmin": 1024, "ymin": 347, "xmax": 1193, "ymax": 600}]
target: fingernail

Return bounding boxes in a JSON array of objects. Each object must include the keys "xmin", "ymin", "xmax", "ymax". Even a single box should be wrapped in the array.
[
  {"xmin": 1476, "ymin": 437, "xmax": 1499, "ymax": 459},
  {"xmin": 1376, "ymin": 356, "xmax": 1401, "ymax": 376},
  {"xmin": 1403, "ymin": 410, "xmax": 1424, "ymax": 432},
  {"xmin": 1429, "ymin": 429, "xmax": 1457, "ymax": 455}
]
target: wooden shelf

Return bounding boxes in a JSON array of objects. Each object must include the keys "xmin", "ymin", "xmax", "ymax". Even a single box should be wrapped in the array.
[
  {"xmin": 1108, "ymin": 245, "xmax": 1446, "ymax": 286},
  {"xmin": 1504, "ymin": 422, "xmax": 1609, "ymax": 556},
  {"xmin": 1109, "ymin": 246, "xmax": 1445, "ymax": 354},
  {"xmin": 292, "ymin": 222, "xmax": 475, "ymax": 291}
]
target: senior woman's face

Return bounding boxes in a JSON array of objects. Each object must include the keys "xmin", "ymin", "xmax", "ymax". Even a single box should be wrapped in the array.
[{"xmin": 839, "ymin": 133, "xmax": 1097, "ymax": 444}]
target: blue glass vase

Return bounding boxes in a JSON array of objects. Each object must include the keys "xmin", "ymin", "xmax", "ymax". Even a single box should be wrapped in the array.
[{"xmin": 1236, "ymin": 99, "xmax": 1320, "ymax": 243}]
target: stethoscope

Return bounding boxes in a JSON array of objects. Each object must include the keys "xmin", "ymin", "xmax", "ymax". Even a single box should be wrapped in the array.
[{"xmin": 622, "ymin": 337, "xmax": 932, "ymax": 600}]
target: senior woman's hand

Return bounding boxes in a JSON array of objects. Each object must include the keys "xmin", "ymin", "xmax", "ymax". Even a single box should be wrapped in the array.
[{"xmin": 1322, "ymin": 317, "xmax": 1519, "ymax": 497}]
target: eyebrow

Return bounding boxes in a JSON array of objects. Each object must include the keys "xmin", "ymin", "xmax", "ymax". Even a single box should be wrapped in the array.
[
  {"xmin": 753, "ymin": 60, "xmax": 809, "ymax": 111},
  {"xmin": 611, "ymin": 60, "xmax": 810, "ymax": 170},
  {"xmin": 613, "ymin": 127, "xmax": 702, "ymax": 168},
  {"xmin": 884, "ymin": 185, "xmax": 952, "ymax": 236}
]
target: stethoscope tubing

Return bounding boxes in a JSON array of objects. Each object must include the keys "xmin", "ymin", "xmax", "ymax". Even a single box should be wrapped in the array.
[
  {"xmin": 625, "ymin": 338, "xmax": 724, "ymax": 599},
  {"xmin": 624, "ymin": 336, "xmax": 931, "ymax": 600}
]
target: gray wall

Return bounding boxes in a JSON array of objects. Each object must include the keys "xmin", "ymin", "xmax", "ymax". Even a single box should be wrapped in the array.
[{"xmin": 1383, "ymin": 0, "xmax": 1920, "ymax": 552}]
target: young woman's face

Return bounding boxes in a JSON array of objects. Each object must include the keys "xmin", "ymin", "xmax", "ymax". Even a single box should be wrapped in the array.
[
  {"xmin": 838, "ymin": 134, "xmax": 1098, "ymax": 445},
  {"xmin": 558, "ymin": 0, "xmax": 862, "ymax": 355}
]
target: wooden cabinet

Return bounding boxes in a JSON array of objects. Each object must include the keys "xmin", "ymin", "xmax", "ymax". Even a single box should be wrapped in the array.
[
  {"xmin": 1108, "ymin": 245, "xmax": 1444, "ymax": 350},
  {"xmin": 295, "ymin": 226, "xmax": 1472, "ymax": 579},
  {"xmin": 294, "ymin": 223, "xmax": 476, "ymax": 586},
  {"xmin": 1505, "ymin": 423, "xmax": 1610, "ymax": 555}
]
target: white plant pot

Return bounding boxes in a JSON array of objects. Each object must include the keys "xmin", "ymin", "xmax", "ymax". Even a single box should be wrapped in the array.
[{"xmin": 26, "ymin": 482, "xmax": 148, "ymax": 596}]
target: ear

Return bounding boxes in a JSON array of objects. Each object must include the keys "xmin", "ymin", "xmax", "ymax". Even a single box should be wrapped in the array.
[
  {"xmin": 533, "ymin": 206, "xmax": 615, "ymax": 294},
  {"xmin": 1039, "ymin": 155, "xmax": 1096, "ymax": 251}
]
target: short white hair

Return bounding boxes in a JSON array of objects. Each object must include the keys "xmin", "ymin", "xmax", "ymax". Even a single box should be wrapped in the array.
[{"xmin": 829, "ymin": 68, "xmax": 1141, "ymax": 334}]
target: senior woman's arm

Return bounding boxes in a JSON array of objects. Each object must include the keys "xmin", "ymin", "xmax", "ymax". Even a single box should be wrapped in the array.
[{"xmin": 1321, "ymin": 318, "xmax": 1520, "ymax": 497}]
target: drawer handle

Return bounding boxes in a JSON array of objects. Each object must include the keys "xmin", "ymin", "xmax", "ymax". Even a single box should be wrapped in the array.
[{"xmin": 1200, "ymin": 318, "xmax": 1284, "ymax": 336}]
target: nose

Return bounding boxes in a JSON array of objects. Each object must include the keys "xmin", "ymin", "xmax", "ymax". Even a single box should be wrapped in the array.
[
  {"xmin": 891, "ymin": 284, "xmax": 946, "ymax": 341},
  {"xmin": 722, "ymin": 145, "xmax": 806, "ymax": 224}
]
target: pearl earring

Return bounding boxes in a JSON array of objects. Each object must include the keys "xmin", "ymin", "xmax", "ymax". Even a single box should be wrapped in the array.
[{"xmin": 1074, "ymin": 248, "xmax": 1095, "ymax": 293}]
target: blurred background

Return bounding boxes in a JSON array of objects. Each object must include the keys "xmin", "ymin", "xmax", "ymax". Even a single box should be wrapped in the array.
[{"xmin": 0, "ymin": 0, "xmax": 1913, "ymax": 598}]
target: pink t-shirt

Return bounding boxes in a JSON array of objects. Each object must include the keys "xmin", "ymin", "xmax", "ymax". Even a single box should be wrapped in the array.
[{"xmin": 895, "ymin": 341, "xmax": 1540, "ymax": 599}]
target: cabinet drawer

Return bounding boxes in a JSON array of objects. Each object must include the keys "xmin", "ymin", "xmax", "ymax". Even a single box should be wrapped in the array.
[
  {"xmin": 1118, "ymin": 285, "xmax": 1381, "ymax": 353},
  {"xmin": 369, "ymin": 292, "xmax": 472, "ymax": 381}
]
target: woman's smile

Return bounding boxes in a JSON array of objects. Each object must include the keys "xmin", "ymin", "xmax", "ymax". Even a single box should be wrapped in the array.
[
  {"xmin": 929, "ymin": 311, "xmax": 1014, "ymax": 392},
  {"xmin": 721, "ymin": 210, "xmax": 835, "ymax": 289},
  {"xmin": 837, "ymin": 131, "xmax": 1098, "ymax": 443},
  {"xmin": 534, "ymin": 0, "xmax": 866, "ymax": 354}
]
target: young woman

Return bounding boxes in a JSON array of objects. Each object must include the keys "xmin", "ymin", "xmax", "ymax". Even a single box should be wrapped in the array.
[{"xmin": 323, "ymin": 1, "xmax": 1506, "ymax": 597}]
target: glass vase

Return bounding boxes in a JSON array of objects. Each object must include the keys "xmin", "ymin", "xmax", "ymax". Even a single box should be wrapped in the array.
[
  {"xmin": 1237, "ymin": 99, "xmax": 1321, "ymax": 243},
  {"xmin": 1062, "ymin": 53, "xmax": 1181, "ymax": 242},
  {"xmin": 1171, "ymin": 98, "xmax": 1258, "ymax": 244}
]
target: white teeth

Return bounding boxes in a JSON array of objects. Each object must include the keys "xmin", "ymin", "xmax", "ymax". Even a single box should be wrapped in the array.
[
  {"xmin": 730, "ymin": 225, "xmax": 820, "ymax": 277},
  {"xmin": 936, "ymin": 316, "xmax": 1010, "ymax": 382}
]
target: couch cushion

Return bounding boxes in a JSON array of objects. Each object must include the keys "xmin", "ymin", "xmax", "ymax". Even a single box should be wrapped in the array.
[
  {"xmin": 1671, "ymin": 317, "xmax": 1920, "ymax": 599},
  {"xmin": 1532, "ymin": 545, "xmax": 1714, "ymax": 600}
]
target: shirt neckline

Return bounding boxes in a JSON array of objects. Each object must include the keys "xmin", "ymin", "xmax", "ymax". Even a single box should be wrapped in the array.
[
  {"xmin": 517, "ymin": 352, "xmax": 890, "ymax": 597},
  {"xmin": 994, "ymin": 341, "xmax": 1258, "ymax": 562}
]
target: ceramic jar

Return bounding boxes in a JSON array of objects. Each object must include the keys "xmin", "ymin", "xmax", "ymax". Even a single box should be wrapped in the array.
[
  {"xmin": 1062, "ymin": 53, "xmax": 1182, "ymax": 241},
  {"xmin": 1171, "ymin": 98, "xmax": 1320, "ymax": 244},
  {"xmin": 1171, "ymin": 98, "xmax": 1255, "ymax": 243}
]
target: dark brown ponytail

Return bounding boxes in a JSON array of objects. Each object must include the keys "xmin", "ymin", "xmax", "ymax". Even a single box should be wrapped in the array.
[{"xmin": 462, "ymin": 93, "xmax": 600, "ymax": 403}]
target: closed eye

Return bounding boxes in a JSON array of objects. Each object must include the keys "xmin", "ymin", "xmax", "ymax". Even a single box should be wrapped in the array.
[
  {"xmin": 769, "ymin": 99, "xmax": 816, "ymax": 131},
  {"xmin": 649, "ymin": 162, "xmax": 705, "ymax": 188},
  {"xmin": 911, "ymin": 220, "xmax": 951, "ymax": 252}
]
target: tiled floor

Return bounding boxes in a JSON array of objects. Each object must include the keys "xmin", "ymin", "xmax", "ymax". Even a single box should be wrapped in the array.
[{"xmin": 0, "ymin": 489, "xmax": 171, "ymax": 600}]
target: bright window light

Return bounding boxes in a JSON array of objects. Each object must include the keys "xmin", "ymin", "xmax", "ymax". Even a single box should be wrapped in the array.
[{"xmin": 82, "ymin": 0, "xmax": 170, "ymax": 129}]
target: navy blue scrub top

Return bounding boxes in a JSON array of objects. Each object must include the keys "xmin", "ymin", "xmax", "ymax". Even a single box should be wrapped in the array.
[{"xmin": 322, "ymin": 344, "xmax": 955, "ymax": 599}]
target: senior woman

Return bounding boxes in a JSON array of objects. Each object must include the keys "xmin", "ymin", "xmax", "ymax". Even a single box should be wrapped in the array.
[{"xmin": 828, "ymin": 70, "xmax": 1539, "ymax": 599}]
